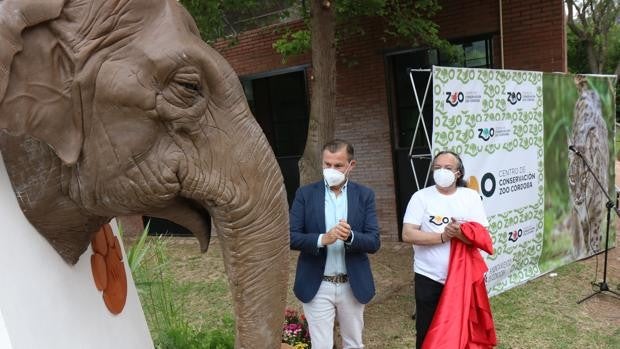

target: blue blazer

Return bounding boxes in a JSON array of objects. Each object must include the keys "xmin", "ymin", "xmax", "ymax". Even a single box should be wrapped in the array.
[{"xmin": 290, "ymin": 180, "xmax": 380, "ymax": 304}]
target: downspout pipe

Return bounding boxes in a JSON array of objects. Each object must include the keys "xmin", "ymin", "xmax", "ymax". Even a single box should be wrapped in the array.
[{"xmin": 499, "ymin": 0, "xmax": 505, "ymax": 69}]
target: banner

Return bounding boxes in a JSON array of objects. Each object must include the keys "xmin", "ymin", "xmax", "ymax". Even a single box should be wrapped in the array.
[
  {"xmin": 431, "ymin": 66, "xmax": 616, "ymax": 295},
  {"xmin": 540, "ymin": 73, "xmax": 616, "ymax": 271}
]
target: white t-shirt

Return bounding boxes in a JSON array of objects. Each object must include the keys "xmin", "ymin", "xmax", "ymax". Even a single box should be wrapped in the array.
[{"xmin": 403, "ymin": 186, "xmax": 489, "ymax": 284}]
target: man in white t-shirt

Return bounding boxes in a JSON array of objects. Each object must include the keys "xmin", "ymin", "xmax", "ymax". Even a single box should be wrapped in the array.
[{"xmin": 402, "ymin": 151, "xmax": 489, "ymax": 349}]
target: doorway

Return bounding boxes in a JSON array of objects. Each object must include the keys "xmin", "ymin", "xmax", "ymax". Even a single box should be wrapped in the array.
[
  {"xmin": 387, "ymin": 49, "xmax": 435, "ymax": 238},
  {"xmin": 242, "ymin": 68, "xmax": 310, "ymax": 207},
  {"xmin": 386, "ymin": 37, "xmax": 493, "ymax": 238}
]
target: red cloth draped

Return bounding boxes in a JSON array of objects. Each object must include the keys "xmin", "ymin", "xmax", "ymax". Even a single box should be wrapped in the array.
[{"xmin": 421, "ymin": 222, "xmax": 497, "ymax": 349}]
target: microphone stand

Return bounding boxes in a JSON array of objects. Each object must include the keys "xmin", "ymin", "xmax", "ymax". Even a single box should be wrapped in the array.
[{"xmin": 570, "ymin": 146, "xmax": 620, "ymax": 304}]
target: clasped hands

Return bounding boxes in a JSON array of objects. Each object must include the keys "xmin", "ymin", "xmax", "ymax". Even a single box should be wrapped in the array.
[
  {"xmin": 442, "ymin": 217, "xmax": 463, "ymax": 242},
  {"xmin": 322, "ymin": 219, "xmax": 352, "ymax": 245}
]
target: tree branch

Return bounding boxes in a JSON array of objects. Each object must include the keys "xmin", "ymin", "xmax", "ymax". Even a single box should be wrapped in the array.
[{"xmin": 566, "ymin": 0, "xmax": 588, "ymax": 39}]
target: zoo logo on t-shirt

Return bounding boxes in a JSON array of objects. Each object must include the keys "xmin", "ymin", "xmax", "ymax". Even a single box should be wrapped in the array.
[{"xmin": 428, "ymin": 215, "xmax": 450, "ymax": 226}]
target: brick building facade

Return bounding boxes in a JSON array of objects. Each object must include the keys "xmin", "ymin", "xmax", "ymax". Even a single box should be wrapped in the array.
[{"xmin": 206, "ymin": 0, "xmax": 566, "ymax": 241}]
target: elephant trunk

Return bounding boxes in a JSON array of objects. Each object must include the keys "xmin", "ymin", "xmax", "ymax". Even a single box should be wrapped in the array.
[
  {"xmin": 147, "ymin": 40, "xmax": 291, "ymax": 348},
  {"xmin": 180, "ymin": 104, "xmax": 289, "ymax": 348},
  {"xmin": 207, "ymin": 144, "xmax": 289, "ymax": 349},
  {"xmin": 217, "ymin": 196, "xmax": 289, "ymax": 348}
]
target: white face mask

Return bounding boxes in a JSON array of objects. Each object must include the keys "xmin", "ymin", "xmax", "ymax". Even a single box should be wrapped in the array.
[
  {"xmin": 323, "ymin": 167, "xmax": 347, "ymax": 187},
  {"xmin": 433, "ymin": 168, "xmax": 456, "ymax": 188}
]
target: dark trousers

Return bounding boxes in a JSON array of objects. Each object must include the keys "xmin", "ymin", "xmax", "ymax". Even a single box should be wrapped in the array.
[{"xmin": 414, "ymin": 273, "xmax": 444, "ymax": 349}]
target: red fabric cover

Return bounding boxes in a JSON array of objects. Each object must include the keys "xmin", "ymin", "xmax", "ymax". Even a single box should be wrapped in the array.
[{"xmin": 422, "ymin": 221, "xmax": 497, "ymax": 349}]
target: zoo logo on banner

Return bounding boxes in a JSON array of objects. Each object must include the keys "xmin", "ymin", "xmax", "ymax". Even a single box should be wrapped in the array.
[
  {"xmin": 508, "ymin": 228, "xmax": 523, "ymax": 242},
  {"xmin": 506, "ymin": 90, "xmax": 537, "ymax": 106},
  {"xmin": 506, "ymin": 91, "xmax": 521, "ymax": 105},
  {"xmin": 478, "ymin": 127, "xmax": 495, "ymax": 141},
  {"xmin": 473, "ymin": 121, "xmax": 513, "ymax": 145},
  {"xmin": 444, "ymin": 90, "xmax": 482, "ymax": 107},
  {"xmin": 445, "ymin": 91, "xmax": 464, "ymax": 107},
  {"xmin": 504, "ymin": 219, "xmax": 539, "ymax": 245}
]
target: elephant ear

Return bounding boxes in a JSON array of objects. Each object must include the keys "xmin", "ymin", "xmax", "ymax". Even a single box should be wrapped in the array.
[
  {"xmin": 0, "ymin": 0, "xmax": 64, "ymax": 102},
  {"xmin": 0, "ymin": 0, "xmax": 83, "ymax": 165}
]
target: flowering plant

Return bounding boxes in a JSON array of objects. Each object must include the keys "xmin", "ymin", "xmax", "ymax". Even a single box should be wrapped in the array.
[{"xmin": 282, "ymin": 308, "xmax": 311, "ymax": 348}]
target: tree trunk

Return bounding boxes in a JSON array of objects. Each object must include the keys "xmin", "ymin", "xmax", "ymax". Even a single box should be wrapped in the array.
[
  {"xmin": 586, "ymin": 41, "xmax": 601, "ymax": 73},
  {"xmin": 298, "ymin": 0, "xmax": 337, "ymax": 185}
]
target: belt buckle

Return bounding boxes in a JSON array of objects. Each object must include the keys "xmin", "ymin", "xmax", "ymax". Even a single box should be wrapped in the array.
[{"xmin": 324, "ymin": 274, "xmax": 348, "ymax": 283}]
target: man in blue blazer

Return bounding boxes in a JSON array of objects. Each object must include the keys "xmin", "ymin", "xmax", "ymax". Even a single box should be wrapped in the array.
[{"xmin": 290, "ymin": 139, "xmax": 380, "ymax": 349}]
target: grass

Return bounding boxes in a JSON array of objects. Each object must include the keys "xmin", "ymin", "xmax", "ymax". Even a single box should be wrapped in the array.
[
  {"xmin": 491, "ymin": 262, "xmax": 614, "ymax": 349},
  {"xmin": 124, "ymin": 232, "xmax": 620, "ymax": 349},
  {"xmin": 123, "ymin": 224, "xmax": 235, "ymax": 348}
]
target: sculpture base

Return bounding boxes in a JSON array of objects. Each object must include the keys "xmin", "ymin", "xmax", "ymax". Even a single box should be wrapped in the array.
[{"xmin": 0, "ymin": 153, "xmax": 153, "ymax": 349}]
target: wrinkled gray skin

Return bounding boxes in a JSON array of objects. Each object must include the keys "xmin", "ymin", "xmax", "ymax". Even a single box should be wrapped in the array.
[{"xmin": 0, "ymin": 0, "xmax": 289, "ymax": 347}]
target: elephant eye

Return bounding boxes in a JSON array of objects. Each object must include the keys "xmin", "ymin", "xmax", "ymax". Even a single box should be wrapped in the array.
[
  {"xmin": 179, "ymin": 81, "xmax": 200, "ymax": 92},
  {"xmin": 173, "ymin": 73, "xmax": 202, "ymax": 95},
  {"xmin": 160, "ymin": 67, "xmax": 205, "ymax": 108},
  {"xmin": 164, "ymin": 70, "xmax": 203, "ymax": 107}
]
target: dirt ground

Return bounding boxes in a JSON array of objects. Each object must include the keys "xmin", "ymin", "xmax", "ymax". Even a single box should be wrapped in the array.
[
  {"xmin": 137, "ymin": 163, "xmax": 620, "ymax": 347},
  {"xmin": 360, "ymin": 162, "xmax": 620, "ymax": 346},
  {"xmin": 171, "ymin": 230, "xmax": 619, "ymax": 348},
  {"xmin": 361, "ymin": 234, "xmax": 620, "ymax": 348}
]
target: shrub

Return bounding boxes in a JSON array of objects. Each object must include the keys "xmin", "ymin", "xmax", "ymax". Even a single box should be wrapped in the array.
[{"xmin": 122, "ymin": 222, "xmax": 235, "ymax": 348}]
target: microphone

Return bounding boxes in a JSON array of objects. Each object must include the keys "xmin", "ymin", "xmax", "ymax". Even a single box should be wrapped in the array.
[{"xmin": 569, "ymin": 145, "xmax": 585, "ymax": 158}]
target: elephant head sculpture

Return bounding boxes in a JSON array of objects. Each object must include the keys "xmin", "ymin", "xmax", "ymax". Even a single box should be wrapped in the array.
[{"xmin": 0, "ymin": 0, "xmax": 289, "ymax": 347}]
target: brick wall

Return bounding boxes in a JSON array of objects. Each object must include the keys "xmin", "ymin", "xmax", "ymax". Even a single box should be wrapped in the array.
[
  {"xmin": 334, "ymin": 18, "xmax": 398, "ymax": 240},
  {"xmin": 501, "ymin": 0, "xmax": 566, "ymax": 72},
  {"xmin": 209, "ymin": 0, "xmax": 566, "ymax": 240},
  {"xmin": 435, "ymin": 0, "xmax": 566, "ymax": 72},
  {"xmin": 436, "ymin": 0, "xmax": 500, "ymax": 39},
  {"xmin": 213, "ymin": 21, "xmax": 311, "ymax": 76}
]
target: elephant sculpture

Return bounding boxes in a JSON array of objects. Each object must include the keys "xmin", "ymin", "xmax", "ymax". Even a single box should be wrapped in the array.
[{"xmin": 0, "ymin": 0, "xmax": 289, "ymax": 347}]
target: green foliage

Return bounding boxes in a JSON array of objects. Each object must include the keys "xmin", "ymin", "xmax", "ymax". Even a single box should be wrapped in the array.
[
  {"xmin": 542, "ymin": 75, "xmax": 575, "ymax": 209},
  {"xmin": 382, "ymin": 0, "xmax": 442, "ymax": 45},
  {"xmin": 567, "ymin": 18, "xmax": 619, "ymax": 145},
  {"xmin": 179, "ymin": 0, "xmax": 228, "ymax": 43},
  {"xmin": 606, "ymin": 25, "xmax": 620, "ymax": 73},
  {"xmin": 179, "ymin": 0, "xmax": 296, "ymax": 43},
  {"xmin": 272, "ymin": 0, "xmax": 451, "ymax": 60},
  {"xmin": 128, "ymin": 232, "xmax": 235, "ymax": 348},
  {"xmin": 335, "ymin": 0, "xmax": 385, "ymax": 18},
  {"xmin": 125, "ymin": 220, "xmax": 152, "ymax": 272},
  {"xmin": 273, "ymin": 29, "xmax": 311, "ymax": 59},
  {"xmin": 567, "ymin": 22, "xmax": 620, "ymax": 74},
  {"xmin": 156, "ymin": 319, "xmax": 235, "ymax": 349},
  {"xmin": 565, "ymin": 0, "xmax": 620, "ymax": 73},
  {"xmin": 567, "ymin": 29, "xmax": 590, "ymax": 73}
]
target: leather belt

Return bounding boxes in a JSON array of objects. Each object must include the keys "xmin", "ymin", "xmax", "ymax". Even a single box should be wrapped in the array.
[{"xmin": 322, "ymin": 274, "xmax": 348, "ymax": 283}]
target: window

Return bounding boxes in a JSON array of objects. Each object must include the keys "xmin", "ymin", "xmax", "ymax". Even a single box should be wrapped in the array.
[{"xmin": 439, "ymin": 38, "xmax": 493, "ymax": 68}]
